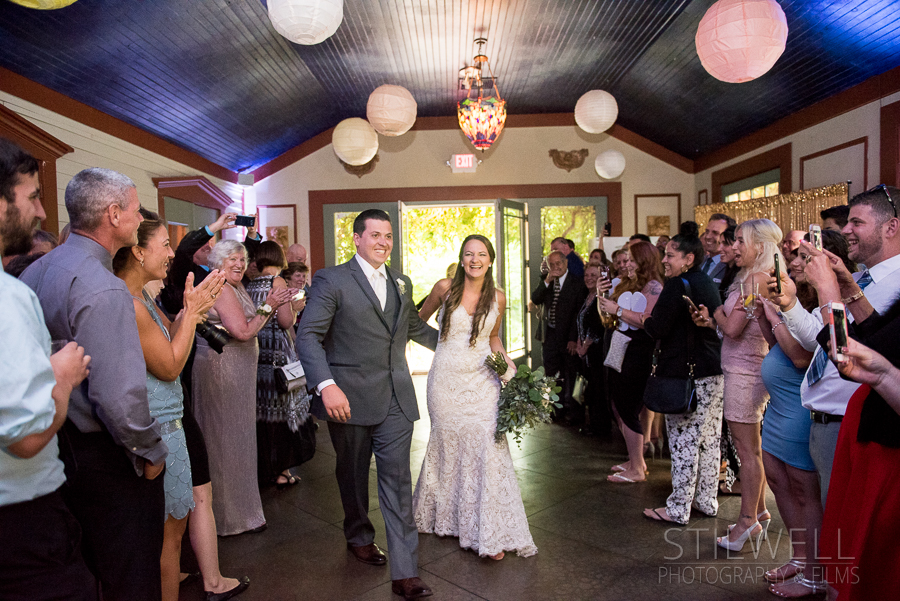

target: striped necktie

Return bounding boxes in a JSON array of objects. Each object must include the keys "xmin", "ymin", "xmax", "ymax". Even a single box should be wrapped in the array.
[{"xmin": 806, "ymin": 270, "xmax": 872, "ymax": 386}]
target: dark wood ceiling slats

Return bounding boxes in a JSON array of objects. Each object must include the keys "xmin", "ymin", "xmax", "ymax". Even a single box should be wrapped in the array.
[{"xmin": 1, "ymin": 0, "xmax": 899, "ymax": 169}]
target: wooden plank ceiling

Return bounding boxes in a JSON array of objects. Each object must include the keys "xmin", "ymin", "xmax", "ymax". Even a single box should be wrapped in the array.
[{"xmin": 0, "ymin": 0, "xmax": 899, "ymax": 173}]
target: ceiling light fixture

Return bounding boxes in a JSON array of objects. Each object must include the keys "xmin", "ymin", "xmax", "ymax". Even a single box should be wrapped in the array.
[{"xmin": 457, "ymin": 38, "xmax": 507, "ymax": 152}]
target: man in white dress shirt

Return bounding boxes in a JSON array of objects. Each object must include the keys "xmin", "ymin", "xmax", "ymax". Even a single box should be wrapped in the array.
[{"xmin": 771, "ymin": 185, "xmax": 900, "ymax": 506}]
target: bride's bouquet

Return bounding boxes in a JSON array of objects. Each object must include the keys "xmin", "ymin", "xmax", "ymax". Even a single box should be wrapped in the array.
[{"xmin": 485, "ymin": 352, "xmax": 562, "ymax": 445}]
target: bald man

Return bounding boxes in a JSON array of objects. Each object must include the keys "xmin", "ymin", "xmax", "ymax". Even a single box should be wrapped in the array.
[
  {"xmin": 287, "ymin": 243, "xmax": 307, "ymax": 265},
  {"xmin": 781, "ymin": 230, "xmax": 805, "ymax": 256}
]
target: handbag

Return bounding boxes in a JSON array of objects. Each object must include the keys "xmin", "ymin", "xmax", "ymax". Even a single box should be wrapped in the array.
[
  {"xmin": 642, "ymin": 277, "xmax": 697, "ymax": 414},
  {"xmin": 572, "ymin": 374, "xmax": 587, "ymax": 405},
  {"xmin": 603, "ymin": 330, "xmax": 630, "ymax": 372},
  {"xmin": 275, "ymin": 360, "xmax": 307, "ymax": 394}
]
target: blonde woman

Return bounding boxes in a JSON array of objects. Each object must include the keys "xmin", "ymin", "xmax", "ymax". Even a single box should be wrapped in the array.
[{"xmin": 698, "ymin": 219, "xmax": 783, "ymax": 551}]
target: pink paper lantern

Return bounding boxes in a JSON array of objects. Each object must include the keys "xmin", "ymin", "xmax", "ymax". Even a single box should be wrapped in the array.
[{"xmin": 695, "ymin": 0, "xmax": 788, "ymax": 84}]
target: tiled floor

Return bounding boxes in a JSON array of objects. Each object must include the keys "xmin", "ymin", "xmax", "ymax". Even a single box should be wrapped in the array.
[{"xmin": 180, "ymin": 376, "xmax": 790, "ymax": 601}]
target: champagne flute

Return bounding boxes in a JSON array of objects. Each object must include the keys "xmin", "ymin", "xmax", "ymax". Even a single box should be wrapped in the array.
[{"xmin": 740, "ymin": 282, "xmax": 759, "ymax": 320}]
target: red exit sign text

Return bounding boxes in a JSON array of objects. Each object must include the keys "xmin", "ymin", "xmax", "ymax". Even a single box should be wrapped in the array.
[{"xmin": 450, "ymin": 153, "xmax": 477, "ymax": 173}]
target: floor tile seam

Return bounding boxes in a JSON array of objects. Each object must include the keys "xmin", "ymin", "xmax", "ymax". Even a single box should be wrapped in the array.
[{"xmin": 416, "ymin": 566, "xmax": 491, "ymax": 601}]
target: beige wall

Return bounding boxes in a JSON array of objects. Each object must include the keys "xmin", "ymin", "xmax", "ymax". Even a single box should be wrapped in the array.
[
  {"xmin": 0, "ymin": 91, "xmax": 243, "ymax": 227},
  {"xmin": 253, "ymin": 123, "xmax": 698, "ymax": 254},
  {"xmin": 693, "ymin": 95, "xmax": 900, "ymax": 208}
]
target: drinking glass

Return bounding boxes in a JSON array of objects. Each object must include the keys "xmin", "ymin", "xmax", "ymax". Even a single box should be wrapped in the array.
[{"xmin": 740, "ymin": 282, "xmax": 759, "ymax": 320}]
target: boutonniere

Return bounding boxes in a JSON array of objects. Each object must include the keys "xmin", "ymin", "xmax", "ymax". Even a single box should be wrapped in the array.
[{"xmin": 396, "ymin": 279, "xmax": 407, "ymax": 295}]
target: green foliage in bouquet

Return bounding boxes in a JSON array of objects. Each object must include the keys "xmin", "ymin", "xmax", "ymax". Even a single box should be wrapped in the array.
[{"xmin": 484, "ymin": 352, "xmax": 562, "ymax": 446}]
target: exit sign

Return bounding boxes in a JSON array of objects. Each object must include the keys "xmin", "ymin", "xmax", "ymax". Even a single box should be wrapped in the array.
[{"xmin": 450, "ymin": 153, "xmax": 477, "ymax": 173}]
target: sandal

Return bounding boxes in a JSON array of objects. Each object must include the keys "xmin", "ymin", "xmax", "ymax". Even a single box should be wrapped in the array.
[
  {"xmin": 642, "ymin": 507, "xmax": 681, "ymax": 523},
  {"xmin": 607, "ymin": 473, "xmax": 644, "ymax": 484},
  {"xmin": 276, "ymin": 473, "xmax": 300, "ymax": 489},
  {"xmin": 488, "ymin": 551, "xmax": 505, "ymax": 561},
  {"xmin": 611, "ymin": 463, "xmax": 649, "ymax": 475},
  {"xmin": 768, "ymin": 574, "xmax": 826, "ymax": 598},
  {"xmin": 765, "ymin": 559, "xmax": 805, "ymax": 583}
]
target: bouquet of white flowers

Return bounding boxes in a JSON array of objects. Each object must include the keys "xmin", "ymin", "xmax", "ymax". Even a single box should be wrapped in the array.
[{"xmin": 484, "ymin": 352, "xmax": 562, "ymax": 445}]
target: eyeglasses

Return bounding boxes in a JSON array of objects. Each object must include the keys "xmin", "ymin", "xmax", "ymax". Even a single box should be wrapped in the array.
[{"xmin": 867, "ymin": 184, "xmax": 898, "ymax": 218}]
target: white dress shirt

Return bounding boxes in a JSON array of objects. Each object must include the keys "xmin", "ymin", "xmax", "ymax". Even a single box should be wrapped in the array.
[{"xmin": 781, "ymin": 252, "xmax": 900, "ymax": 414}]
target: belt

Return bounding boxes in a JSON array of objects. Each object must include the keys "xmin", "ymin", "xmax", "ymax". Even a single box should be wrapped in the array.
[
  {"xmin": 159, "ymin": 419, "xmax": 183, "ymax": 436},
  {"xmin": 810, "ymin": 411, "xmax": 842, "ymax": 425}
]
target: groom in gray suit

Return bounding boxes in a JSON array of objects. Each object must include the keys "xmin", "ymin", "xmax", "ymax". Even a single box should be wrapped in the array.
[{"xmin": 297, "ymin": 209, "xmax": 438, "ymax": 600}]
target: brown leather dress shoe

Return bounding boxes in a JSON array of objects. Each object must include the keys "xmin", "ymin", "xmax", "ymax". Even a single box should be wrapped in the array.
[
  {"xmin": 391, "ymin": 577, "xmax": 433, "ymax": 600},
  {"xmin": 347, "ymin": 542, "xmax": 386, "ymax": 566}
]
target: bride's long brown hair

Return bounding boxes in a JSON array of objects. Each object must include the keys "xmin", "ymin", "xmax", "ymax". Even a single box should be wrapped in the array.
[{"xmin": 439, "ymin": 235, "xmax": 497, "ymax": 347}]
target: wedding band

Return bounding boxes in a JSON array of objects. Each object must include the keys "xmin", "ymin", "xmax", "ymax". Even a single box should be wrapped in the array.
[
  {"xmin": 805, "ymin": 256, "xmax": 812, "ymax": 264},
  {"xmin": 211, "ymin": 293, "xmax": 217, "ymax": 299}
]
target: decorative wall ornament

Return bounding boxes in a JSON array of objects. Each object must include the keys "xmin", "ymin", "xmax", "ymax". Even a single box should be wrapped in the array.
[
  {"xmin": 694, "ymin": 182, "xmax": 848, "ymax": 232},
  {"xmin": 549, "ymin": 149, "xmax": 589, "ymax": 172},
  {"xmin": 340, "ymin": 154, "xmax": 379, "ymax": 178},
  {"xmin": 695, "ymin": 0, "xmax": 788, "ymax": 83},
  {"xmin": 647, "ymin": 216, "xmax": 671, "ymax": 237},
  {"xmin": 268, "ymin": 0, "xmax": 343, "ymax": 45},
  {"xmin": 367, "ymin": 85, "xmax": 417, "ymax": 136},
  {"xmin": 574, "ymin": 90, "xmax": 618, "ymax": 134},
  {"xmin": 332, "ymin": 118, "xmax": 378, "ymax": 166},
  {"xmin": 457, "ymin": 38, "xmax": 507, "ymax": 151},
  {"xmin": 594, "ymin": 150, "xmax": 626, "ymax": 179}
]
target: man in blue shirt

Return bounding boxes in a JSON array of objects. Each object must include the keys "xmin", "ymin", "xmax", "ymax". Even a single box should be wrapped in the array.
[
  {"xmin": 22, "ymin": 166, "xmax": 169, "ymax": 601},
  {"xmin": 0, "ymin": 139, "xmax": 94, "ymax": 600}
]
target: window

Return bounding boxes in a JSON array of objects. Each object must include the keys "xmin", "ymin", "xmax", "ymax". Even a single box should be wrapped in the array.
[{"xmin": 722, "ymin": 168, "xmax": 780, "ymax": 203}]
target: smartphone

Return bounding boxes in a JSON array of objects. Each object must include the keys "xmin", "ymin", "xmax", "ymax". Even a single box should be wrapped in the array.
[
  {"xmin": 809, "ymin": 224, "xmax": 823, "ymax": 251},
  {"xmin": 292, "ymin": 289, "xmax": 306, "ymax": 301},
  {"xmin": 773, "ymin": 253, "xmax": 782, "ymax": 294},
  {"xmin": 603, "ymin": 222, "xmax": 612, "ymax": 236},
  {"xmin": 683, "ymin": 295, "xmax": 699, "ymax": 313},
  {"xmin": 827, "ymin": 302, "xmax": 849, "ymax": 363},
  {"xmin": 234, "ymin": 215, "xmax": 256, "ymax": 227}
]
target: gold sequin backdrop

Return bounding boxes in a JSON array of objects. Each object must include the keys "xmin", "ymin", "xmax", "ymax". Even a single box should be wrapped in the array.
[{"xmin": 694, "ymin": 183, "xmax": 849, "ymax": 232}]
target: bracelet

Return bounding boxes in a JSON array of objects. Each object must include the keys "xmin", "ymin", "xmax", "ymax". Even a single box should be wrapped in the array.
[
  {"xmin": 841, "ymin": 289, "xmax": 865, "ymax": 305},
  {"xmin": 771, "ymin": 321, "xmax": 784, "ymax": 334}
]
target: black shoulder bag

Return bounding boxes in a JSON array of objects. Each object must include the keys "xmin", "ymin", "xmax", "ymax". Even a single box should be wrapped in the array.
[{"xmin": 642, "ymin": 277, "xmax": 697, "ymax": 414}]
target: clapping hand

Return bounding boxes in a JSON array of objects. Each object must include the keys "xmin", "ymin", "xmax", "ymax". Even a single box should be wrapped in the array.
[
  {"xmin": 265, "ymin": 286, "xmax": 294, "ymax": 310},
  {"xmin": 183, "ymin": 270, "xmax": 226, "ymax": 322}
]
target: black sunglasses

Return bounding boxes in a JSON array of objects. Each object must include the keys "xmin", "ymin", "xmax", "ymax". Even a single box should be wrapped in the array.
[{"xmin": 867, "ymin": 184, "xmax": 898, "ymax": 218}]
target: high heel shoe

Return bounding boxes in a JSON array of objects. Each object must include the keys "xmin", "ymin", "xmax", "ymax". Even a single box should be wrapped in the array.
[
  {"xmin": 726, "ymin": 511, "xmax": 772, "ymax": 539},
  {"xmin": 643, "ymin": 441, "xmax": 656, "ymax": 462},
  {"xmin": 757, "ymin": 510, "xmax": 771, "ymax": 540},
  {"xmin": 717, "ymin": 521, "xmax": 762, "ymax": 552}
]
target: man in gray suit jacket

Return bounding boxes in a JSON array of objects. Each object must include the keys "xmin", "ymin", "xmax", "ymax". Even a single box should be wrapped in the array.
[{"xmin": 297, "ymin": 209, "xmax": 438, "ymax": 600}]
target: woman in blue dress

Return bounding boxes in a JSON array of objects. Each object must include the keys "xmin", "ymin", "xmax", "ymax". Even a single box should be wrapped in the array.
[
  {"xmin": 114, "ymin": 209, "xmax": 248, "ymax": 601},
  {"xmin": 754, "ymin": 230, "xmax": 856, "ymax": 591}
]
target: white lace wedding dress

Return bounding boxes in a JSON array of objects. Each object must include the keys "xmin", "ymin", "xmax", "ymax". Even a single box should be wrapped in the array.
[{"xmin": 412, "ymin": 300, "xmax": 537, "ymax": 558}]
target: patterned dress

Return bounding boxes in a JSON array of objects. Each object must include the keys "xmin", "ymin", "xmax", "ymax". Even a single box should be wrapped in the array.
[
  {"xmin": 246, "ymin": 276, "xmax": 313, "ymax": 483},
  {"xmin": 412, "ymin": 300, "xmax": 537, "ymax": 558},
  {"xmin": 139, "ymin": 291, "xmax": 194, "ymax": 519}
]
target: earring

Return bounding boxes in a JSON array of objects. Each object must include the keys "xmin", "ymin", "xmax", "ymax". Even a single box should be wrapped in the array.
[
  {"xmin": 682, "ymin": 265, "xmax": 688, "ymax": 273},
  {"xmin": 139, "ymin": 256, "xmax": 145, "ymax": 267}
]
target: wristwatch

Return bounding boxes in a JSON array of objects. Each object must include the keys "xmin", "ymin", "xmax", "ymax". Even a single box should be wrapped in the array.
[
  {"xmin": 256, "ymin": 303, "xmax": 274, "ymax": 317},
  {"xmin": 616, "ymin": 306, "xmax": 624, "ymax": 318}
]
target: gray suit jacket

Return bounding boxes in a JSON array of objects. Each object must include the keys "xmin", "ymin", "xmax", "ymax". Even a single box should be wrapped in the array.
[{"xmin": 296, "ymin": 259, "xmax": 438, "ymax": 426}]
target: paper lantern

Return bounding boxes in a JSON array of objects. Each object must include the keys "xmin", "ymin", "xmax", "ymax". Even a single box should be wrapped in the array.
[
  {"xmin": 366, "ymin": 85, "xmax": 417, "ymax": 136},
  {"xmin": 268, "ymin": 0, "xmax": 343, "ymax": 45},
  {"xmin": 594, "ymin": 150, "xmax": 626, "ymax": 179},
  {"xmin": 574, "ymin": 90, "xmax": 618, "ymax": 134},
  {"xmin": 332, "ymin": 118, "xmax": 378, "ymax": 166},
  {"xmin": 695, "ymin": 0, "xmax": 788, "ymax": 83},
  {"xmin": 8, "ymin": 0, "xmax": 77, "ymax": 8}
]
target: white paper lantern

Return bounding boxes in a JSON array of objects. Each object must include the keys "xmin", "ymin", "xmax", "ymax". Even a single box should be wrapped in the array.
[
  {"xmin": 268, "ymin": 0, "xmax": 343, "ymax": 45},
  {"xmin": 332, "ymin": 118, "xmax": 378, "ymax": 166},
  {"xmin": 366, "ymin": 85, "xmax": 417, "ymax": 137},
  {"xmin": 695, "ymin": 0, "xmax": 788, "ymax": 83},
  {"xmin": 8, "ymin": 0, "xmax": 77, "ymax": 7},
  {"xmin": 594, "ymin": 150, "xmax": 626, "ymax": 179},
  {"xmin": 574, "ymin": 90, "xmax": 618, "ymax": 134}
]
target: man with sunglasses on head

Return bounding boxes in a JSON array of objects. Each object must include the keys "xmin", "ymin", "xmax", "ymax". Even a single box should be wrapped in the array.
[{"xmin": 770, "ymin": 185, "xmax": 900, "ymax": 503}]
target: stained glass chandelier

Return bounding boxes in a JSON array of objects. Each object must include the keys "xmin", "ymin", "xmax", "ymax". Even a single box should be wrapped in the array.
[{"xmin": 458, "ymin": 38, "xmax": 507, "ymax": 152}]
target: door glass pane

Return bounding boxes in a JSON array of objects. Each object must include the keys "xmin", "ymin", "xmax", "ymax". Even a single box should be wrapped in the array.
[
  {"xmin": 503, "ymin": 204, "xmax": 526, "ymax": 357},
  {"xmin": 333, "ymin": 211, "xmax": 359, "ymax": 265},
  {"xmin": 540, "ymin": 205, "xmax": 595, "ymax": 259}
]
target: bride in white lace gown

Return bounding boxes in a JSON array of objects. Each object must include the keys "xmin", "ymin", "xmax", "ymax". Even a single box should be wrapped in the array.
[{"xmin": 412, "ymin": 235, "xmax": 537, "ymax": 560}]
